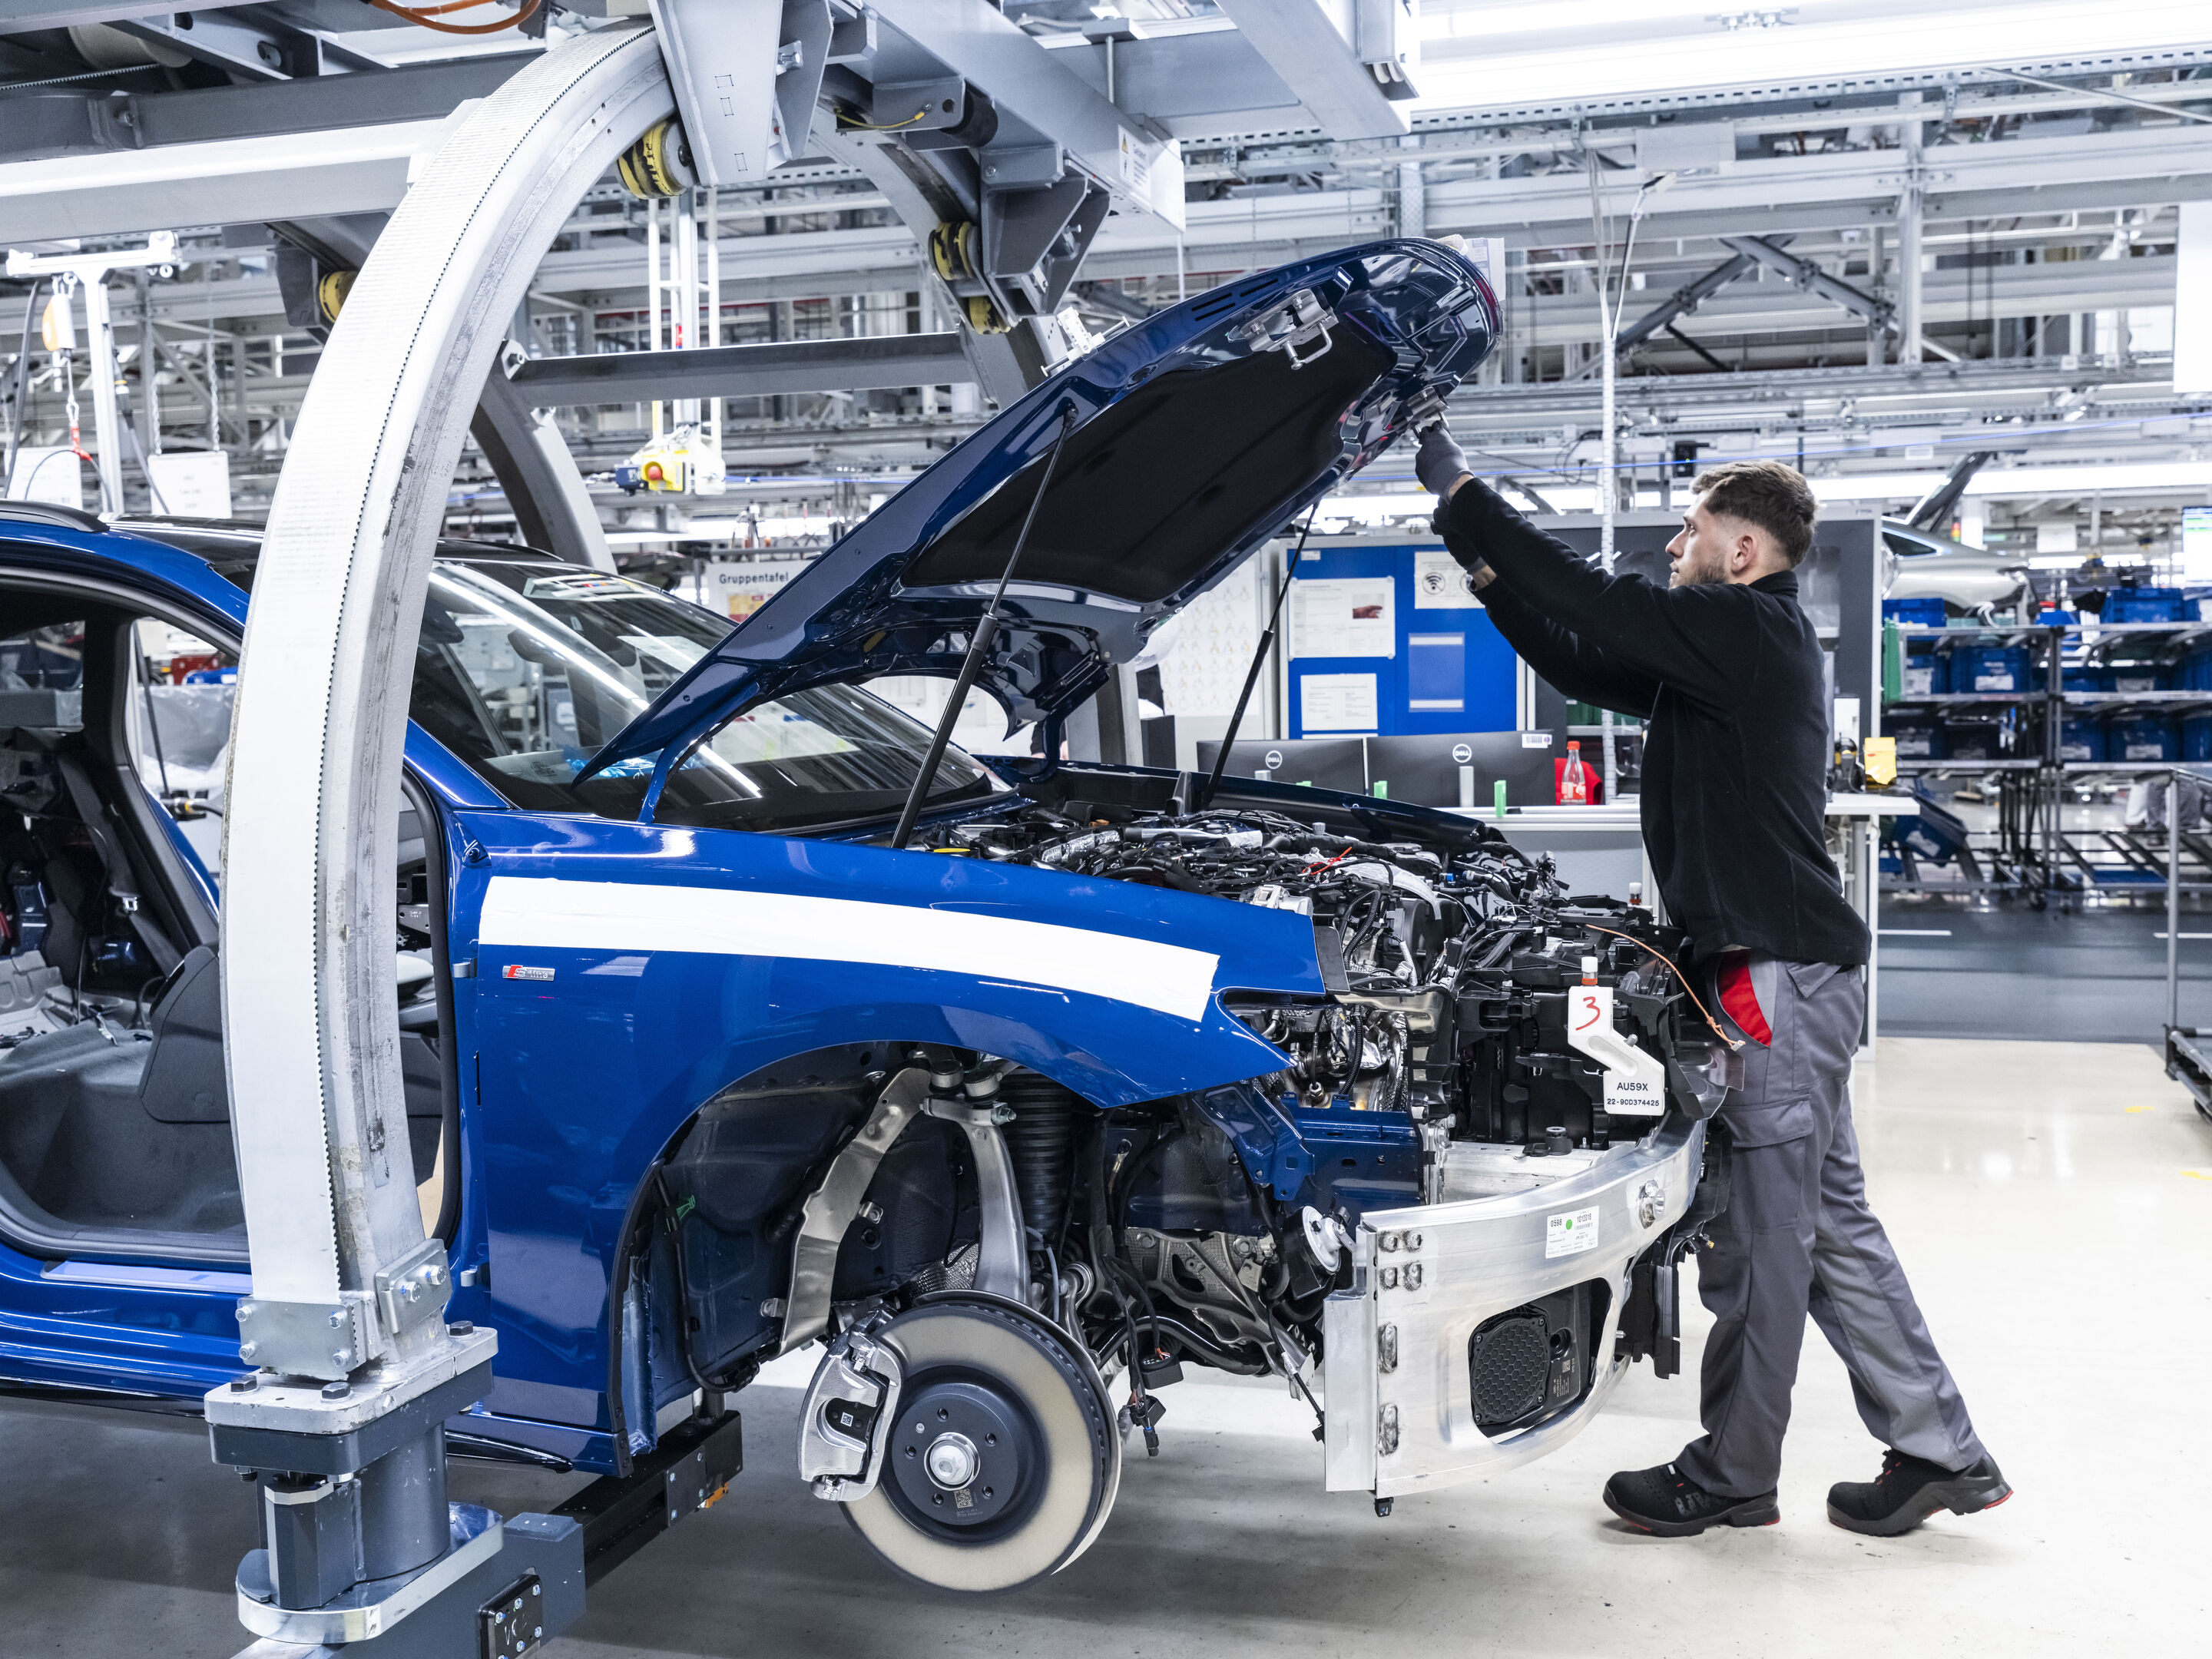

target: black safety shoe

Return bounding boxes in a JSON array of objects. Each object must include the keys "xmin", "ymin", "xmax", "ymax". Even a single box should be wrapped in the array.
[
  {"xmin": 1604, "ymin": 1463, "xmax": 1780, "ymax": 1536},
  {"xmin": 1826, "ymin": 1451, "xmax": 2012, "ymax": 1537}
]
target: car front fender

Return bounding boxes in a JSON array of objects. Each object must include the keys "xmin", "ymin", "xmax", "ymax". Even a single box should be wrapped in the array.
[{"xmin": 453, "ymin": 811, "xmax": 1324, "ymax": 1419}]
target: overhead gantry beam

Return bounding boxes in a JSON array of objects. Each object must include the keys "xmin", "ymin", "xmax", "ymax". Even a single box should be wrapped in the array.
[
  {"xmin": 1612, "ymin": 245, "xmax": 1773, "ymax": 355},
  {"xmin": 1719, "ymin": 233, "xmax": 1962, "ymax": 363},
  {"xmin": 867, "ymin": 0, "xmax": 1186, "ymax": 233},
  {"xmin": 474, "ymin": 339, "xmax": 618, "ymax": 572},
  {"xmin": 1420, "ymin": 121, "xmax": 2212, "ymax": 249},
  {"xmin": 0, "ymin": 108, "xmax": 476, "ymax": 242},
  {"xmin": 1210, "ymin": 0, "xmax": 1414, "ymax": 139},
  {"xmin": 508, "ymin": 332, "xmax": 973, "ymax": 404}
]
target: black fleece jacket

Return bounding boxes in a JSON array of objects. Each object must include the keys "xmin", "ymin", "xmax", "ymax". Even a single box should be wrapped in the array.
[{"xmin": 1437, "ymin": 479, "xmax": 1868, "ymax": 969}]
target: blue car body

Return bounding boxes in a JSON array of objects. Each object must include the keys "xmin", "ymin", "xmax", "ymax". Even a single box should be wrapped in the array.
[{"xmin": 0, "ymin": 239, "xmax": 1511, "ymax": 1474}]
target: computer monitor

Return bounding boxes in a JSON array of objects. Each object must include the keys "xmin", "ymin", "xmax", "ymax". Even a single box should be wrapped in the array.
[
  {"xmin": 1192, "ymin": 736, "xmax": 1368, "ymax": 796},
  {"xmin": 1365, "ymin": 731, "xmax": 1560, "ymax": 809}
]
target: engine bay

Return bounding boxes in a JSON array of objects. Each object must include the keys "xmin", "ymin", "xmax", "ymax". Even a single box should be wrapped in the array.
[
  {"xmin": 661, "ymin": 770, "xmax": 1729, "ymax": 1461},
  {"xmin": 938, "ymin": 778, "xmax": 1725, "ymax": 1159}
]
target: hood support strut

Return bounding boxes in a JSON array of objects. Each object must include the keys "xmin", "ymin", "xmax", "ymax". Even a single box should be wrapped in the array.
[
  {"xmin": 1200, "ymin": 505, "xmax": 1316, "ymax": 811},
  {"xmin": 891, "ymin": 399, "xmax": 1076, "ymax": 850}
]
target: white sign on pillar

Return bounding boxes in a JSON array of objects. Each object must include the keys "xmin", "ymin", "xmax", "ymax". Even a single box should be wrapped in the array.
[
  {"xmin": 2178, "ymin": 201, "xmax": 2212, "ymax": 397},
  {"xmin": 146, "ymin": 450, "xmax": 232, "ymax": 518}
]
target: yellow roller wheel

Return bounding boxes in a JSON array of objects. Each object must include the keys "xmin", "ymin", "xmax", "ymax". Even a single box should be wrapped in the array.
[
  {"xmin": 316, "ymin": 270, "xmax": 356, "ymax": 325},
  {"xmin": 929, "ymin": 220, "xmax": 979, "ymax": 283},
  {"xmin": 965, "ymin": 295, "xmax": 1009, "ymax": 335},
  {"xmin": 618, "ymin": 118, "xmax": 693, "ymax": 200}
]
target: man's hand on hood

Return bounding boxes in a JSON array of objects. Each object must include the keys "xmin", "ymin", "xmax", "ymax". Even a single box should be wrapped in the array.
[{"xmin": 1414, "ymin": 423, "xmax": 1473, "ymax": 497}]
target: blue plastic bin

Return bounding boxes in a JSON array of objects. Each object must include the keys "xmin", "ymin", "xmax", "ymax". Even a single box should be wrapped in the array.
[
  {"xmin": 2181, "ymin": 647, "xmax": 2212, "ymax": 690},
  {"xmin": 1893, "ymin": 793, "xmax": 1974, "ymax": 866},
  {"xmin": 2106, "ymin": 663, "xmax": 2173, "ymax": 695},
  {"xmin": 1901, "ymin": 646, "xmax": 1947, "ymax": 697},
  {"xmin": 1883, "ymin": 598, "xmax": 1946, "ymax": 627},
  {"xmin": 1888, "ymin": 719, "xmax": 1943, "ymax": 760},
  {"xmin": 1952, "ymin": 646, "xmax": 2030, "ymax": 694},
  {"xmin": 1942, "ymin": 720, "xmax": 2003, "ymax": 761},
  {"xmin": 2184, "ymin": 712, "xmax": 2212, "ymax": 763},
  {"xmin": 2062, "ymin": 664, "xmax": 2109, "ymax": 693},
  {"xmin": 2055, "ymin": 710, "xmax": 2106, "ymax": 763},
  {"xmin": 2108, "ymin": 712, "xmax": 2180, "ymax": 762},
  {"xmin": 2104, "ymin": 587, "xmax": 2184, "ymax": 624}
]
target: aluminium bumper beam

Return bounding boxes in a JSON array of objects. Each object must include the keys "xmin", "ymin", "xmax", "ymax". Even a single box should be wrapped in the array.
[{"xmin": 1323, "ymin": 1118, "xmax": 1706, "ymax": 1499}]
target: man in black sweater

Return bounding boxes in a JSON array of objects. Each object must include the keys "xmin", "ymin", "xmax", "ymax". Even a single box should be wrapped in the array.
[{"xmin": 1417, "ymin": 439, "xmax": 2008, "ymax": 1540}]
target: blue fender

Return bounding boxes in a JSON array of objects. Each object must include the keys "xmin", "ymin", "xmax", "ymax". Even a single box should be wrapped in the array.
[{"xmin": 454, "ymin": 810, "xmax": 1331, "ymax": 1417}]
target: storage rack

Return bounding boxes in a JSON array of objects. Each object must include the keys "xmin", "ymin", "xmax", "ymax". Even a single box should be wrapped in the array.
[{"xmin": 1883, "ymin": 619, "xmax": 2212, "ymax": 903}]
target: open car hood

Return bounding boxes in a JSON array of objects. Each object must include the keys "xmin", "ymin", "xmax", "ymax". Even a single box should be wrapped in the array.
[{"xmin": 581, "ymin": 238, "xmax": 1498, "ymax": 781}]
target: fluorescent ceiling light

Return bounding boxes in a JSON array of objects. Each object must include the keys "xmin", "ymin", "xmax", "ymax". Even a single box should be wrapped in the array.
[
  {"xmin": 1424, "ymin": 0, "xmax": 1748, "ymax": 45},
  {"xmin": 1815, "ymin": 462, "xmax": 2212, "ymax": 502},
  {"xmin": 1413, "ymin": 0, "xmax": 2212, "ymax": 113}
]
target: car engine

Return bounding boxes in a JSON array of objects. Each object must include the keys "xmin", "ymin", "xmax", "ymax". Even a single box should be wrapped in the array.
[{"xmin": 753, "ymin": 780, "xmax": 1731, "ymax": 1445}]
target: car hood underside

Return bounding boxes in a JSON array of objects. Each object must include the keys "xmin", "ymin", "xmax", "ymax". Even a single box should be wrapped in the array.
[{"xmin": 581, "ymin": 239, "xmax": 1498, "ymax": 781}]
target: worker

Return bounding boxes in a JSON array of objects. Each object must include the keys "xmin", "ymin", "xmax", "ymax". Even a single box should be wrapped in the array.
[{"xmin": 1412, "ymin": 436, "xmax": 2009, "ymax": 1539}]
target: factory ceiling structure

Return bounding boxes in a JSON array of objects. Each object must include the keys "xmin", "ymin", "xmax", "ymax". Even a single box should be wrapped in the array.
[
  {"xmin": 4, "ymin": 5, "xmax": 2212, "ymax": 1655},
  {"xmin": 2, "ymin": 0, "xmax": 2209, "ymax": 565}
]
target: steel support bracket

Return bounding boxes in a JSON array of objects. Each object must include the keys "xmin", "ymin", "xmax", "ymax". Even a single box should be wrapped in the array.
[
  {"xmin": 233, "ymin": 1292, "xmax": 383, "ymax": 1380},
  {"xmin": 374, "ymin": 1237, "xmax": 454, "ymax": 1346},
  {"xmin": 778, "ymin": 1067, "xmax": 931, "ymax": 1353}
]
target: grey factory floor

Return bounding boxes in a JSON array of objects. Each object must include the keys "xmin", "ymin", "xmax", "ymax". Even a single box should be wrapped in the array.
[
  {"xmin": 1877, "ymin": 894, "xmax": 2212, "ymax": 1045},
  {"xmin": 4, "ymin": 1035, "xmax": 2207, "ymax": 1658}
]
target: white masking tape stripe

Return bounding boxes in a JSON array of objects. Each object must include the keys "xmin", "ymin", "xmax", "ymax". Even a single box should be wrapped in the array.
[{"xmin": 479, "ymin": 876, "xmax": 1222, "ymax": 1023}]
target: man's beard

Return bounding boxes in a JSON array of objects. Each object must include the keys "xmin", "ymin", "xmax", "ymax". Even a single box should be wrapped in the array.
[{"xmin": 1669, "ymin": 548, "xmax": 1730, "ymax": 588}]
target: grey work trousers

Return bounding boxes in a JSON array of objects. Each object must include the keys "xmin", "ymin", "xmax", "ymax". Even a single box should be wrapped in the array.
[{"xmin": 1673, "ymin": 955, "xmax": 1987, "ymax": 1498}]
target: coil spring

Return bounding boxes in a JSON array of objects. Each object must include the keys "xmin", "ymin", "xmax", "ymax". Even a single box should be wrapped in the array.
[{"xmin": 996, "ymin": 1071, "xmax": 1081, "ymax": 1247}]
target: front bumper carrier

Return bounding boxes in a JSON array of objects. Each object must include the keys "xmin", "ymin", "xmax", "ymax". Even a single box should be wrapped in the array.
[{"xmin": 1323, "ymin": 1117, "xmax": 1705, "ymax": 1499}]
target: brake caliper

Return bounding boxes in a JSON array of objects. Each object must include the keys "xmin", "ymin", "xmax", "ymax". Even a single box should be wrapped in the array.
[{"xmin": 798, "ymin": 1314, "xmax": 905, "ymax": 1502}]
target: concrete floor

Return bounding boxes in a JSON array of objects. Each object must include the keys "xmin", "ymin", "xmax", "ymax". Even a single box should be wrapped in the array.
[
  {"xmin": 1878, "ymin": 897, "xmax": 2212, "ymax": 1044},
  {"xmin": 4, "ymin": 1038, "xmax": 2207, "ymax": 1658}
]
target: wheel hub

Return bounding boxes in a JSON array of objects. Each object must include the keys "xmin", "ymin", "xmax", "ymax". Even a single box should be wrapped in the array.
[
  {"xmin": 923, "ymin": 1432, "xmax": 980, "ymax": 1490},
  {"xmin": 887, "ymin": 1379, "xmax": 1031, "ymax": 1529}
]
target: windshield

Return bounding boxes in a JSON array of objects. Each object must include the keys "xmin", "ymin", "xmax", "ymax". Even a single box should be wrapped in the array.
[{"xmin": 408, "ymin": 560, "xmax": 1000, "ymax": 833}]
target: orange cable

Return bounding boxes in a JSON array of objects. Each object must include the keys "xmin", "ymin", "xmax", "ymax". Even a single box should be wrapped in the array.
[
  {"xmin": 367, "ymin": 0, "xmax": 540, "ymax": 35},
  {"xmin": 1578, "ymin": 922, "xmax": 1743, "ymax": 1052}
]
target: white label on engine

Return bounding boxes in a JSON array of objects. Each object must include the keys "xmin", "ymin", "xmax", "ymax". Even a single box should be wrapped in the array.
[
  {"xmin": 1603, "ymin": 1070, "xmax": 1665, "ymax": 1116},
  {"xmin": 1545, "ymin": 1206, "xmax": 1600, "ymax": 1258}
]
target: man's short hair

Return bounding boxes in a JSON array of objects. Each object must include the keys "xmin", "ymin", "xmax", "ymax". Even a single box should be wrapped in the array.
[{"xmin": 1694, "ymin": 459, "xmax": 1817, "ymax": 567}]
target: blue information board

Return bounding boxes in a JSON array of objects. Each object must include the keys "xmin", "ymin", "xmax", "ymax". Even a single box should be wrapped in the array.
[{"xmin": 1286, "ymin": 538, "xmax": 1518, "ymax": 738}]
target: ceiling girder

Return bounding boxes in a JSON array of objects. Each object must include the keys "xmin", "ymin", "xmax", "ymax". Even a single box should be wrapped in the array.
[
  {"xmin": 508, "ymin": 331, "xmax": 973, "ymax": 403},
  {"xmin": 1209, "ymin": 0, "xmax": 1411, "ymax": 140}
]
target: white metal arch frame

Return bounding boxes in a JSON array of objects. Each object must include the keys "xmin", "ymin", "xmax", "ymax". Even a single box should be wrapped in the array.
[{"xmin": 221, "ymin": 24, "xmax": 674, "ymax": 1376}]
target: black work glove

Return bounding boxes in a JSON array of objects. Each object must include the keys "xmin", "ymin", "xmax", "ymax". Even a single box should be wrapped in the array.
[
  {"xmin": 1413, "ymin": 423, "xmax": 1471, "ymax": 496},
  {"xmin": 1431, "ymin": 489, "xmax": 1495, "ymax": 587}
]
